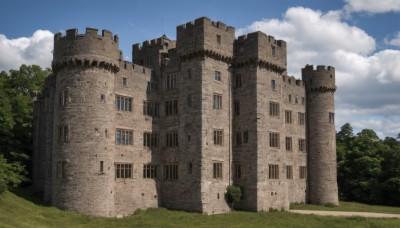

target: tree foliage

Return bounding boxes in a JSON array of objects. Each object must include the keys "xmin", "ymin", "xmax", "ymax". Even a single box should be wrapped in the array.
[
  {"xmin": 337, "ymin": 123, "xmax": 400, "ymax": 206},
  {"xmin": 0, "ymin": 65, "xmax": 50, "ymax": 193},
  {"xmin": 225, "ymin": 185, "xmax": 242, "ymax": 209}
]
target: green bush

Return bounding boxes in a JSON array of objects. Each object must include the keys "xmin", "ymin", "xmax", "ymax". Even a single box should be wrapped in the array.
[
  {"xmin": 0, "ymin": 155, "xmax": 26, "ymax": 194},
  {"xmin": 225, "ymin": 185, "xmax": 242, "ymax": 209}
]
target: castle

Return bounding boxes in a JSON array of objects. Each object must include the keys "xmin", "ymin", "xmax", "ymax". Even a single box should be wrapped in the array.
[{"xmin": 32, "ymin": 17, "xmax": 338, "ymax": 217}]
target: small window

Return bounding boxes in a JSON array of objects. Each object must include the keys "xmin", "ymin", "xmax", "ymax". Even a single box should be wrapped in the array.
[
  {"xmin": 187, "ymin": 68, "xmax": 192, "ymax": 79},
  {"xmin": 234, "ymin": 74, "xmax": 242, "ymax": 88},
  {"xmin": 187, "ymin": 135, "xmax": 191, "ymax": 142},
  {"xmin": 164, "ymin": 164, "xmax": 178, "ymax": 180},
  {"xmin": 216, "ymin": 35, "xmax": 221, "ymax": 44},
  {"xmin": 234, "ymin": 163, "xmax": 241, "ymax": 179},
  {"xmin": 115, "ymin": 163, "xmax": 133, "ymax": 179},
  {"xmin": 56, "ymin": 161, "xmax": 67, "ymax": 179},
  {"xmin": 271, "ymin": 80, "xmax": 276, "ymax": 91},
  {"xmin": 269, "ymin": 164, "xmax": 279, "ymax": 179},
  {"xmin": 269, "ymin": 102, "xmax": 279, "ymax": 117},
  {"xmin": 187, "ymin": 94, "xmax": 193, "ymax": 108},
  {"xmin": 116, "ymin": 95, "xmax": 132, "ymax": 112},
  {"xmin": 213, "ymin": 162, "xmax": 222, "ymax": 179},
  {"xmin": 213, "ymin": 130, "xmax": 223, "ymax": 145},
  {"xmin": 143, "ymin": 101, "xmax": 159, "ymax": 117},
  {"xmin": 115, "ymin": 129, "xmax": 133, "ymax": 145},
  {"xmin": 165, "ymin": 99, "xmax": 178, "ymax": 116},
  {"xmin": 300, "ymin": 166, "xmax": 307, "ymax": 179},
  {"xmin": 166, "ymin": 74, "xmax": 177, "ymax": 90},
  {"xmin": 302, "ymin": 97, "xmax": 305, "ymax": 105},
  {"xmin": 100, "ymin": 94, "xmax": 105, "ymax": 103},
  {"xmin": 143, "ymin": 133, "xmax": 159, "ymax": 148},
  {"xmin": 286, "ymin": 165, "xmax": 293, "ymax": 179},
  {"xmin": 214, "ymin": 71, "xmax": 221, "ymax": 81},
  {"xmin": 235, "ymin": 132, "xmax": 242, "ymax": 146},
  {"xmin": 188, "ymin": 162, "xmax": 193, "ymax": 174},
  {"xmin": 100, "ymin": 161, "xmax": 104, "ymax": 173},
  {"xmin": 329, "ymin": 112, "xmax": 335, "ymax": 124},
  {"xmin": 122, "ymin": 77, "xmax": 128, "ymax": 86},
  {"xmin": 143, "ymin": 164, "xmax": 158, "ymax": 179},
  {"xmin": 285, "ymin": 110, "xmax": 292, "ymax": 124},
  {"xmin": 288, "ymin": 95, "xmax": 292, "ymax": 103},
  {"xmin": 299, "ymin": 139, "xmax": 306, "ymax": 152},
  {"xmin": 58, "ymin": 126, "xmax": 69, "ymax": 143},
  {"xmin": 60, "ymin": 90, "xmax": 68, "ymax": 106},
  {"xmin": 243, "ymin": 131, "xmax": 249, "ymax": 144},
  {"xmin": 166, "ymin": 132, "xmax": 179, "ymax": 147},
  {"xmin": 298, "ymin": 112, "xmax": 305, "ymax": 125},
  {"xmin": 147, "ymin": 81, "xmax": 157, "ymax": 93},
  {"xmin": 269, "ymin": 132, "xmax": 279, "ymax": 148},
  {"xmin": 285, "ymin": 137, "xmax": 292, "ymax": 151},
  {"xmin": 271, "ymin": 46, "xmax": 276, "ymax": 57},
  {"xmin": 213, "ymin": 94, "xmax": 222, "ymax": 110},
  {"xmin": 234, "ymin": 100, "xmax": 240, "ymax": 116}
]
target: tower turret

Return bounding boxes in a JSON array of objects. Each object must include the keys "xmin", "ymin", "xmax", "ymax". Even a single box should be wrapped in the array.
[
  {"xmin": 302, "ymin": 65, "xmax": 338, "ymax": 205},
  {"xmin": 51, "ymin": 28, "xmax": 120, "ymax": 216}
]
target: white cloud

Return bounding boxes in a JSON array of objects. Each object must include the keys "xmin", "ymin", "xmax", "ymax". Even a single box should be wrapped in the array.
[
  {"xmin": 344, "ymin": 0, "xmax": 400, "ymax": 13},
  {"xmin": 237, "ymin": 7, "xmax": 400, "ymax": 138},
  {"xmin": 384, "ymin": 32, "xmax": 400, "ymax": 47},
  {"xmin": 0, "ymin": 30, "xmax": 53, "ymax": 71}
]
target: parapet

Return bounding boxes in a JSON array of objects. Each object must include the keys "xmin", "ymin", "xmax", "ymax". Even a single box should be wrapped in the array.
[
  {"xmin": 177, "ymin": 17, "xmax": 235, "ymax": 33},
  {"xmin": 302, "ymin": 65, "xmax": 336, "ymax": 93},
  {"xmin": 236, "ymin": 31, "xmax": 286, "ymax": 48},
  {"xmin": 54, "ymin": 28, "xmax": 119, "ymax": 44}
]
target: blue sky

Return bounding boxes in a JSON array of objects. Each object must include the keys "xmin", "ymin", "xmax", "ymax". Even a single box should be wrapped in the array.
[{"xmin": 1, "ymin": 0, "xmax": 400, "ymax": 138}]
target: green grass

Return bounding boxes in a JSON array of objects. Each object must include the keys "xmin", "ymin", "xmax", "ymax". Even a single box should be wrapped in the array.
[
  {"xmin": 0, "ymin": 189, "xmax": 399, "ymax": 228},
  {"xmin": 291, "ymin": 201, "xmax": 400, "ymax": 214}
]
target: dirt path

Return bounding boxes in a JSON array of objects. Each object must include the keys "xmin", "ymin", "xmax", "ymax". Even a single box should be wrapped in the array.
[{"xmin": 289, "ymin": 210, "xmax": 400, "ymax": 218}]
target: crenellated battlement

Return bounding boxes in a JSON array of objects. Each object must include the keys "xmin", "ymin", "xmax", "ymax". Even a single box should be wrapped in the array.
[
  {"xmin": 54, "ymin": 28, "xmax": 119, "ymax": 44},
  {"xmin": 282, "ymin": 75, "xmax": 305, "ymax": 87},
  {"xmin": 302, "ymin": 65, "xmax": 336, "ymax": 93},
  {"xmin": 236, "ymin": 32, "xmax": 286, "ymax": 48},
  {"xmin": 177, "ymin": 17, "xmax": 235, "ymax": 33}
]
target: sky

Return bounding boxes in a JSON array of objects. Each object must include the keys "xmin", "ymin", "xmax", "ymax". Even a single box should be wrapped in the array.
[{"xmin": 1, "ymin": 0, "xmax": 400, "ymax": 138}]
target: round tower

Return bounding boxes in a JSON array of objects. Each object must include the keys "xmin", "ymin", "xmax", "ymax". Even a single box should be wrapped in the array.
[
  {"xmin": 52, "ymin": 28, "xmax": 120, "ymax": 216},
  {"xmin": 302, "ymin": 65, "xmax": 338, "ymax": 205}
]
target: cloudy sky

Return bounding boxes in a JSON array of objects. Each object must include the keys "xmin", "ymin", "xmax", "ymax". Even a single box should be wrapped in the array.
[{"xmin": 1, "ymin": 0, "xmax": 399, "ymax": 138}]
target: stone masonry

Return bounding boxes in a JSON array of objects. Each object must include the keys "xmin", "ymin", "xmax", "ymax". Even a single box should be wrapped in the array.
[{"xmin": 32, "ymin": 17, "xmax": 338, "ymax": 217}]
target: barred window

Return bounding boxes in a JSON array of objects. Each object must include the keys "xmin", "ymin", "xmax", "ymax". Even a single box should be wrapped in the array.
[
  {"xmin": 143, "ymin": 133, "xmax": 159, "ymax": 148},
  {"xmin": 300, "ymin": 166, "xmax": 307, "ymax": 179},
  {"xmin": 269, "ymin": 102, "xmax": 279, "ymax": 117},
  {"xmin": 165, "ymin": 99, "xmax": 178, "ymax": 116},
  {"xmin": 271, "ymin": 79, "xmax": 276, "ymax": 91},
  {"xmin": 213, "ymin": 94, "xmax": 222, "ymax": 110},
  {"xmin": 234, "ymin": 100, "xmax": 240, "ymax": 116},
  {"xmin": 143, "ymin": 164, "xmax": 158, "ymax": 179},
  {"xmin": 143, "ymin": 101, "xmax": 159, "ymax": 117},
  {"xmin": 285, "ymin": 110, "xmax": 292, "ymax": 123},
  {"xmin": 299, "ymin": 139, "xmax": 306, "ymax": 152},
  {"xmin": 234, "ymin": 74, "xmax": 242, "ymax": 88},
  {"xmin": 115, "ymin": 163, "xmax": 132, "ymax": 179},
  {"xmin": 285, "ymin": 137, "xmax": 292, "ymax": 151},
  {"xmin": 60, "ymin": 90, "xmax": 68, "ymax": 106},
  {"xmin": 116, "ymin": 95, "xmax": 132, "ymax": 112},
  {"xmin": 122, "ymin": 77, "xmax": 127, "ymax": 86},
  {"xmin": 213, "ymin": 130, "xmax": 223, "ymax": 145},
  {"xmin": 269, "ymin": 164, "xmax": 279, "ymax": 179},
  {"xmin": 147, "ymin": 81, "xmax": 158, "ymax": 93},
  {"xmin": 56, "ymin": 161, "xmax": 67, "ymax": 179},
  {"xmin": 234, "ymin": 163, "xmax": 241, "ymax": 179},
  {"xmin": 298, "ymin": 112, "xmax": 305, "ymax": 125},
  {"xmin": 166, "ymin": 74, "xmax": 176, "ymax": 90},
  {"xmin": 166, "ymin": 132, "xmax": 179, "ymax": 147},
  {"xmin": 215, "ymin": 71, "xmax": 221, "ymax": 81},
  {"xmin": 115, "ymin": 129, "xmax": 133, "ymax": 145},
  {"xmin": 329, "ymin": 112, "xmax": 335, "ymax": 124},
  {"xmin": 286, "ymin": 165, "xmax": 293, "ymax": 179},
  {"xmin": 164, "ymin": 164, "xmax": 178, "ymax": 180},
  {"xmin": 269, "ymin": 132, "xmax": 279, "ymax": 148},
  {"xmin": 213, "ymin": 162, "xmax": 223, "ymax": 179}
]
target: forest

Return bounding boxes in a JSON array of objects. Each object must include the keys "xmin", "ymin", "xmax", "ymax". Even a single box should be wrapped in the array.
[{"xmin": 0, "ymin": 65, "xmax": 399, "ymax": 206}]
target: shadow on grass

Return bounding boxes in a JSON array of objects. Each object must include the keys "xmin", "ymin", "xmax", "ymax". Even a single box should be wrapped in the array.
[{"xmin": 10, "ymin": 185, "xmax": 50, "ymax": 207}]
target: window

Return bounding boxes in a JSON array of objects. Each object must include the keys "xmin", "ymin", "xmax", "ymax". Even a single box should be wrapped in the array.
[
  {"xmin": 56, "ymin": 161, "xmax": 66, "ymax": 179},
  {"xmin": 187, "ymin": 135, "xmax": 191, "ymax": 142},
  {"xmin": 234, "ymin": 100, "xmax": 240, "ymax": 116},
  {"xmin": 213, "ymin": 162, "xmax": 223, "ymax": 179},
  {"xmin": 235, "ymin": 132, "xmax": 242, "ymax": 146},
  {"xmin": 269, "ymin": 164, "xmax": 279, "ymax": 179},
  {"xmin": 166, "ymin": 132, "xmax": 179, "ymax": 147},
  {"xmin": 60, "ymin": 90, "xmax": 68, "ymax": 106},
  {"xmin": 286, "ymin": 165, "xmax": 293, "ymax": 179},
  {"xmin": 269, "ymin": 102, "xmax": 279, "ymax": 117},
  {"xmin": 143, "ymin": 164, "xmax": 158, "ymax": 179},
  {"xmin": 116, "ymin": 95, "xmax": 132, "ymax": 112},
  {"xmin": 58, "ymin": 126, "xmax": 69, "ymax": 143},
  {"xmin": 122, "ymin": 77, "xmax": 127, "ymax": 86},
  {"xmin": 188, "ymin": 162, "xmax": 193, "ymax": 174},
  {"xmin": 100, "ymin": 161, "xmax": 104, "ymax": 173},
  {"xmin": 164, "ymin": 164, "xmax": 178, "ymax": 180},
  {"xmin": 298, "ymin": 112, "xmax": 305, "ymax": 125},
  {"xmin": 216, "ymin": 35, "xmax": 221, "ymax": 44},
  {"xmin": 243, "ymin": 131, "xmax": 249, "ymax": 144},
  {"xmin": 115, "ymin": 163, "xmax": 132, "ymax": 179},
  {"xmin": 147, "ymin": 81, "xmax": 158, "ymax": 93},
  {"xmin": 187, "ymin": 68, "xmax": 192, "ymax": 79},
  {"xmin": 100, "ymin": 94, "xmax": 105, "ymax": 103},
  {"xmin": 329, "ymin": 112, "xmax": 335, "ymax": 124},
  {"xmin": 271, "ymin": 46, "xmax": 276, "ymax": 57},
  {"xmin": 214, "ymin": 71, "xmax": 221, "ymax": 81},
  {"xmin": 115, "ymin": 129, "xmax": 133, "ymax": 145},
  {"xmin": 187, "ymin": 94, "xmax": 193, "ymax": 107},
  {"xmin": 288, "ymin": 95, "xmax": 292, "ymax": 103},
  {"xmin": 166, "ymin": 74, "xmax": 176, "ymax": 90},
  {"xmin": 271, "ymin": 80, "xmax": 276, "ymax": 91},
  {"xmin": 143, "ymin": 133, "xmax": 159, "ymax": 148},
  {"xmin": 213, "ymin": 94, "xmax": 222, "ymax": 110},
  {"xmin": 165, "ymin": 99, "xmax": 178, "ymax": 116},
  {"xmin": 300, "ymin": 166, "xmax": 307, "ymax": 179},
  {"xmin": 143, "ymin": 101, "xmax": 159, "ymax": 117},
  {"xmin": 302, "ymin": 97, "xmax": 305, "ymax": 105},
  {"xmin": 285, "ymin": 110, "xmax": 292, "ymax": 124},
  {"xmin": 269, "ymin": 132, "xmax": 279, "ymax": 148},
  {"xmin": 234, "ymin": 163, "xmax": 241, "ymax": 179},
  {"xmin": 234, "ymin": 74, "xmax": 242, "ymax": 88},
  {"xmin": 285, "ymin": 137, "xmax": 292, "ymax": 151},
  {"xmin": 299, "ymin": 139, "xmax": 306, "ymax": 152},
  {"xmin": 213, "ymin": 130, "xmax": 223, "ymax": 145}
]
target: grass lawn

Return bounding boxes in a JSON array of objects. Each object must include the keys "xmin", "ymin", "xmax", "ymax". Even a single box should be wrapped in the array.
[
  {"xmin": 0, "ymin": 189, "xmax": 399, "ymax": 228},
  {"xmin": 290, "ymin": 201, "xmax": 400, "ymax": 215}
]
